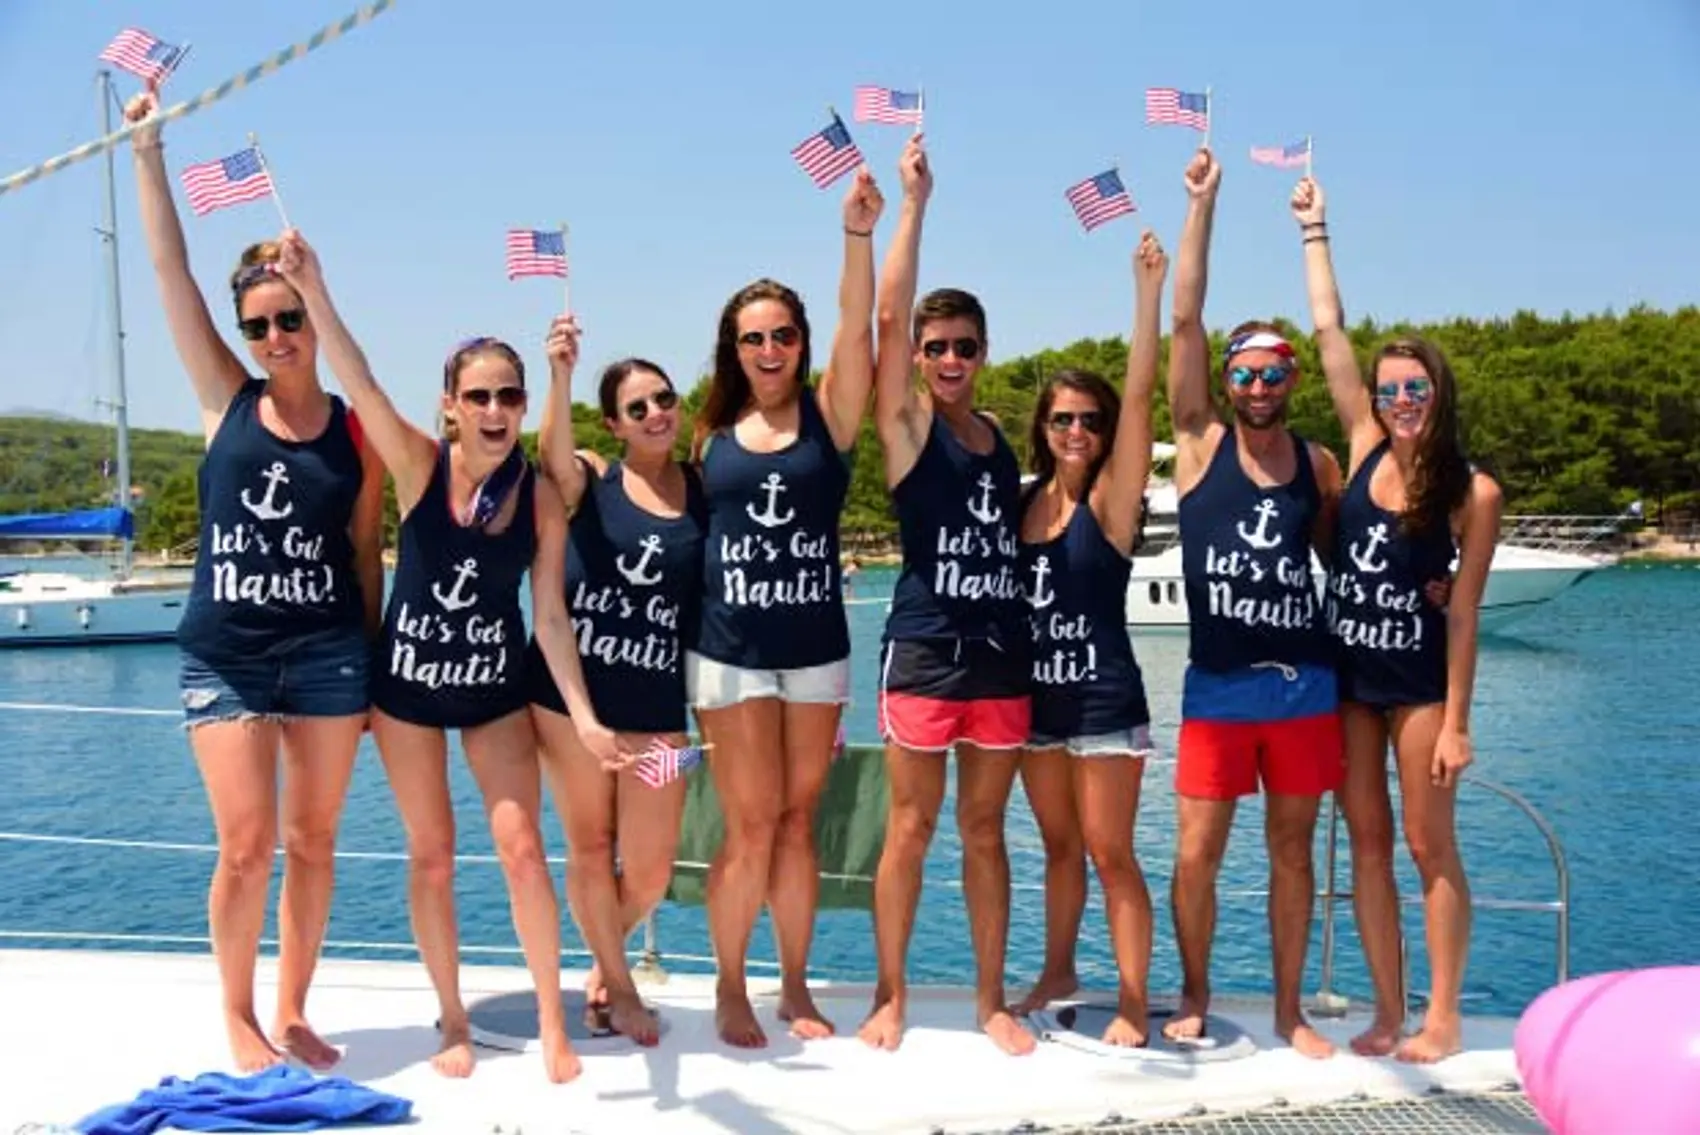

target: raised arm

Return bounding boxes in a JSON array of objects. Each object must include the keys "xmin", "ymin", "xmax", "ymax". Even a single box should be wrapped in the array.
[
  {"xmin": 815, "ymin": 169, "xmax": 885, "ymax": 452},
  {"xmin": 529, "ymin": 475, "xmax": 621, "ymax": 767},
  {"xmin": 1167, "ymin": 148, "xmax": 1223, "ymax": 490},
  {"xmin": 1293, "ymin": 176, "xmax": 1380, "ymax": 472},
  {"xmin": 275, "ymin": 230, "xmax": 437, "ymax": 515},
  {"xmin": 1092, "ymin": 230, "xmax": 1168, "ymax": 556},
  {"xmin": 1433, "ymin": 471, "xmax": 1504, "ymax": 788},
  {"xmin": 872, "ymin": 135, "xmax": 934, "ymax": 487},
  {"xmin": 537, "ymin": 315, "xmax": 588, "ymax": 515},
  {"xmin": 124, "ymin": 89, "xmax": 246, "ymax": 443}
]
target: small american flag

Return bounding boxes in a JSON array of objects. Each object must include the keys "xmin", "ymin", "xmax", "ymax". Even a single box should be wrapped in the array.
[
  {"xmin": 1146, "ymin": 87, "xmax": 1209, "ymax": 131},
  {"xmin": 506, "ymin": 229, "xmax": 567, "ymax": 279},
  {"xmin": 631, "ymin": 739, "xmax": 707, "ymax": 789},
  {"xmin": 1066, "ymin": 169, "xmax": 1136, "ymax": 232},
  {"xmin": 791, "ymin": 115, "xmax": 864, "ymax": 189},
  {"xmin": 1250, "ymin": 139, "xmax": 1310, "ymax": 168},
  {"xmin": 99, "ymin": 27, "xmax": 186, "ymax": 86},
  {"xmin": 853, "ymin": 85, "xmax": 922, "ymax": 126},
  {"xmin": 179, "ymin": 148, "xmax": 273, "ymax": 217}
]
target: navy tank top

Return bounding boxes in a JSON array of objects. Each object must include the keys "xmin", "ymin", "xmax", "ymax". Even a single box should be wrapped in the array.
[
  {"xmin": 884, "ymin": 413, "xmax": 1025, "ymax": 646},
  {"xmin": 1178, "ymin": 428, "xmax": 1331, "ymax": 673},
  {"xmin": 1329, "ymin": 441, "xmax": 1456, "ymax": 707},
  {"xmin": 177, "ymin": 378, "xmax": 365, "ymax": 663},
  {"xmin": 694, "ymin": 391, "xmax": 849, "ymax": 670},
  {"xmin": 371, "ymin": 445, "xmax": 536, "ymax": 728},
  {"xmin": 1020, "ymin": 488, "xmax": 1150, "ymax": 739},
  {"xmin": 549, "ymin": 460, "xmax": 706, "ymax": 733}
]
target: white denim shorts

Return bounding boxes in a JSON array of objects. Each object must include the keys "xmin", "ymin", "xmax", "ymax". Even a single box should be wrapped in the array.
[
  {"xmin": 685, "ymin": 651, "xmax": 852, "ymax": 711},
  {"xmin": 1028, "ymin": 723, "xmax": 1156, "ymax": 759}
]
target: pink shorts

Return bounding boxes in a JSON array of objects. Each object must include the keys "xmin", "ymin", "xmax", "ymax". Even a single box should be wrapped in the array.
[{"xmin": 879, "ymin": 690, "xmax": 1030, "ymax": 752}]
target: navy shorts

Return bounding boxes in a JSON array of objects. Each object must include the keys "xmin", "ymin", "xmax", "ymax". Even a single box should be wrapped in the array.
[{"xmin": 179, "ymin": 629, "xmax": 370, "ymax": 727}]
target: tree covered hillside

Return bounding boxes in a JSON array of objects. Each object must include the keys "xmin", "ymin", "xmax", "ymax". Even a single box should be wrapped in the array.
[{"xmin": 3, "ymin": 306, "xmax": 1694, "ymax": 552}]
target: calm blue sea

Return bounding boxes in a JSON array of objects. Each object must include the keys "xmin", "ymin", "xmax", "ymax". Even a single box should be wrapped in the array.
[{"xmin": 0, "ymin": 563, "xmax": 1694, "ymax": 1018}]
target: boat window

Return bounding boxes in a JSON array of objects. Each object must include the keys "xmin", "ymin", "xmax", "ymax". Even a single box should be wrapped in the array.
[{"xmin": 1149, "ymin": 582, "xmax": 1161, "ymax": 605}]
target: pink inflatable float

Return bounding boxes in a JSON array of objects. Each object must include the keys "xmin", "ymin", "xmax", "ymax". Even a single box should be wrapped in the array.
[{"xmin": 1515, "ymin": 966, "xmax": 1700, "ymax": 1134}]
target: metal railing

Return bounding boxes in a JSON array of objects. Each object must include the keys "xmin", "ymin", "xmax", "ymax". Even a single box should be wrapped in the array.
[{"xmin": 0, "ymin": 732, "xmax": 1571, "ymax": 1018}]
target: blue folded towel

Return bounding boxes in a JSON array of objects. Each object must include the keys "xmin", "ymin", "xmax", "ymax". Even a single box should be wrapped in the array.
[{"xmin": 75, "ymin": 1066, "xmax": 412, "ymax": 1134}]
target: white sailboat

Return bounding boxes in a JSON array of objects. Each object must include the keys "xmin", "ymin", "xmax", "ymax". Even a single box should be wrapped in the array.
[{"xmin": 0, "ymin": 70, "xmax": 192, "ymax": 647}]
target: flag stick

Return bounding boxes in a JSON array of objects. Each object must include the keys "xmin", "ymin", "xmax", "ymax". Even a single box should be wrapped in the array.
[
  {"xmin": 559, "ymin": 222, "xmax": 571, "ymax": 314},
  {"xmin": 916, "ymin": 84, "xmax": 924, "ymax": 136},
  {"xmin": 247, "ymin": 131, "xmax": 291, "ymax": 230},
  {"xmin": 1202, "ymin": 85, "xmax": 1213, "ymax": 152},
  {"xmin": 1305, "ymin": 134, "xmax": 1314, "ymax": 179}
]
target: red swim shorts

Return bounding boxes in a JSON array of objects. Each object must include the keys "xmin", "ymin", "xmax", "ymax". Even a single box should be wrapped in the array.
[{"xmin": 1175, "ymin": 712, "xmax": 1344, "ymax": 800}]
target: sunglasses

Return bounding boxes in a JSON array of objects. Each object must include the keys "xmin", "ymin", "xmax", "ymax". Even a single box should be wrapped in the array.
[
  {"xmin": 1047, "ymin": 410, "xmax": 1104, "ymax": 434},
  {"xmin": 624, "ymin": 389, "xmax": 679, "ymax": 421},
  {"xmin": 921, "ymin": 337, "xmax": 981, "ymax": 360},
  {"xmin": 458, "ymin": 386, "xmax": 527, "ymax": 409},
  {"xmin": 237, "ymin": 308, "xmax": 306, "ymax": 341},
  {"xmin": 1227, "ymin": 364, "xmax": 1292, "ymax": 389},
  {"xmin": 737, "ymin": 325, "xmax": 801, "ymax": 349},
  {"xmin": 1374, "ymin": 377, "xmax": 1433, "ymax": 407}
]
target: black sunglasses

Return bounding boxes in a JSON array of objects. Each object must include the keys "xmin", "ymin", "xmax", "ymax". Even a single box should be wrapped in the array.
[
  {"xmin": 1047, "ymin": 410, "xmax": 1104, "ymax": 434},
  {"xmin": 237, "ymin": 308, "xmax": 306, "ymax": 341},
  {"xmin": 737, "ymin": 326, "xmax": 801, "ymax": 349},
  {"xmin": 459, "ymin": 386, "xmax": 527, "ymax": 409},
  {"xmin": 921, "ymin": 337, "xmax": 981, "ymax": 360},
  {"xmin": 1227, "ymin": 364, "xmax": 1293, "ymax": 389},
  {"xmin": 625, "ymin": 389, "xmax": 679, "ymax": 421}
]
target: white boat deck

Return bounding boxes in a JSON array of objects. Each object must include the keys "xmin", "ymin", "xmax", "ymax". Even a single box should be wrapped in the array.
[{"xmin": 0, "ymin": 948, "xmax": 1525, "ymax": 1134}]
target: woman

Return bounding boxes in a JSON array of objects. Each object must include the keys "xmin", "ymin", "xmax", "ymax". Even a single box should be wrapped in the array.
[
  {"xmin": 273, "ymin": 234, "xmax": 589, "ymax": 1083},
  {"xmin": 1012, "ymin": 232, "xmax": 1168, "ymax": 1047},
  {"xmin": 124, "ymin": 91, "xmax": 385, "ymax": 1072},
  {"xmin": 1294, "ymin": 175, "xmax": 1502, "ymax": 1063},
  {"xmin": 688, "ymin": 167, "xmax": 884, "ymax": 1047},
  {"xmin": 530, "ymin": 349, "xmax": 705, "ymax": 1048}
]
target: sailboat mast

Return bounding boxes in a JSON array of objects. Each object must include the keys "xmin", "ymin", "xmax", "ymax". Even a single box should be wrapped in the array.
[{"xmin": 96, "ymin": 69, "xmax": 133, "ymax": 579}]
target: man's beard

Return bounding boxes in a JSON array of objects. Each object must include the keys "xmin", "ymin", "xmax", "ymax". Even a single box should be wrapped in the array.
[{"xmin": 1232, "ymin": 399, "xmax": 1287, "ymax": 431}]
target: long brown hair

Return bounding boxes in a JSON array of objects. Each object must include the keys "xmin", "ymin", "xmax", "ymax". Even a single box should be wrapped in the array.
[
  {"xmin": 1373, "ymin": 336, "xmax": 1472, "ymax": 535},
  {"xmin": 1027, "ymin": 368, "xmax": 1121, "ymax": 489},
  {"xmin": 692, "ymin": 279, "xmax": 811, "ymax": 461}
]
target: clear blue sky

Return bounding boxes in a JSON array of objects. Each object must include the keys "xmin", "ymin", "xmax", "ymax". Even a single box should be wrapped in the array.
[{"xmin": 2, "ymin": 1, "xmax": 1696, "ymax": 435}]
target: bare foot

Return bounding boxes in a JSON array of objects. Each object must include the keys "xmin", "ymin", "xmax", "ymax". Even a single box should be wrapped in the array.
[
  {"xmin": 1161, "ymin": 994, "xmax": 1209, "ymax": 1043},
  {"xmin": 857, "ymin": 993, "xmax": 905, "ymax": 1051},
  {"xmin": 432, "ymin": 1016, "xmax": 476, "ymax": 1078},
  {"xmin": 1350, "ymin": 1018, "xmax": 1404, "ymax": 1057},
  {"xmin": 1101, "ymin": 997, "xmax": 1149, "ymax": 1048},
  {"xmin": 272, "ymin": 1016, "xmax": 340, "ymax": 1070},
  {"xmin": 1012, "ymin": 970, "xmax": 1079, "ymax": 1015},
  {"xmin": 1277, "ymin": 1016, "xmax": 1337, "ymax": 1060},
  {"xmin": 608, "ymin": 989, "xmax": 659, "ymax": 1047},
  {"xmin": 777, "ymin": 984, "xmax": 836, "ymax": 1040},
  {"xmin": 1395, "ymin": 1018, "xmax": 1462, "ymax": 1064},
  {"xmin": 225, "ymin": 1011, "xmax": 284, "ymax": 1073},
  {"xmin": 542, "ymin": 1023, "xmax": 582, "ymax": 1084},
  {"xmin": 980, "ymin": 1008, "xmax": 1037, "ymax": 1056},
  {"xmin": 584, "ymin": 963, "xmax": 607, "ymax": 1006},
  {"xmin": 715, "ymin": 987, "xmax": 767, "ymax": 1048}
]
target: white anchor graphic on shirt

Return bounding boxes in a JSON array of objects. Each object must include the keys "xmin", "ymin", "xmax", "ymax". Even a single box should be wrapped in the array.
[
  {"xmin": 431, "ymin": 557, "xmax": 480, "ymax": 613},
  {"xmin": 1027, "ymin": 553, "xmax": 1056, "ymax": 610},
  {"xmin": 1349, "ymin": 522, "xmax": 1391, "ymax": 574},
  {"xmin": 745, "ymin": 472, "xmax": 795, "ymax": 529},
  {"xmin": 240, "ymin": 462, "xmax": 295, "ymax": 522},
  {"xmin": 615, "ymin": 534, "xmax": 665, "ymax": 587},
  {"xmin": 966, "ymin": 472, "xmax": 1002, "ymax": 525},
  {"xmin": 1236, "ymin": 499, "xmax": 1283, "ymax": 551}
]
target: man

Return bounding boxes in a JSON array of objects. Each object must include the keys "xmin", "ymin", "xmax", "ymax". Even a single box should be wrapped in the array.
[
  {"xmin": 1163, "ymin": 147, "xmax": 1343, "ymax": 1059},
  {"xmin": 856, "ymin": 135, "xmax": 1034, "ymax": 1056}
]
